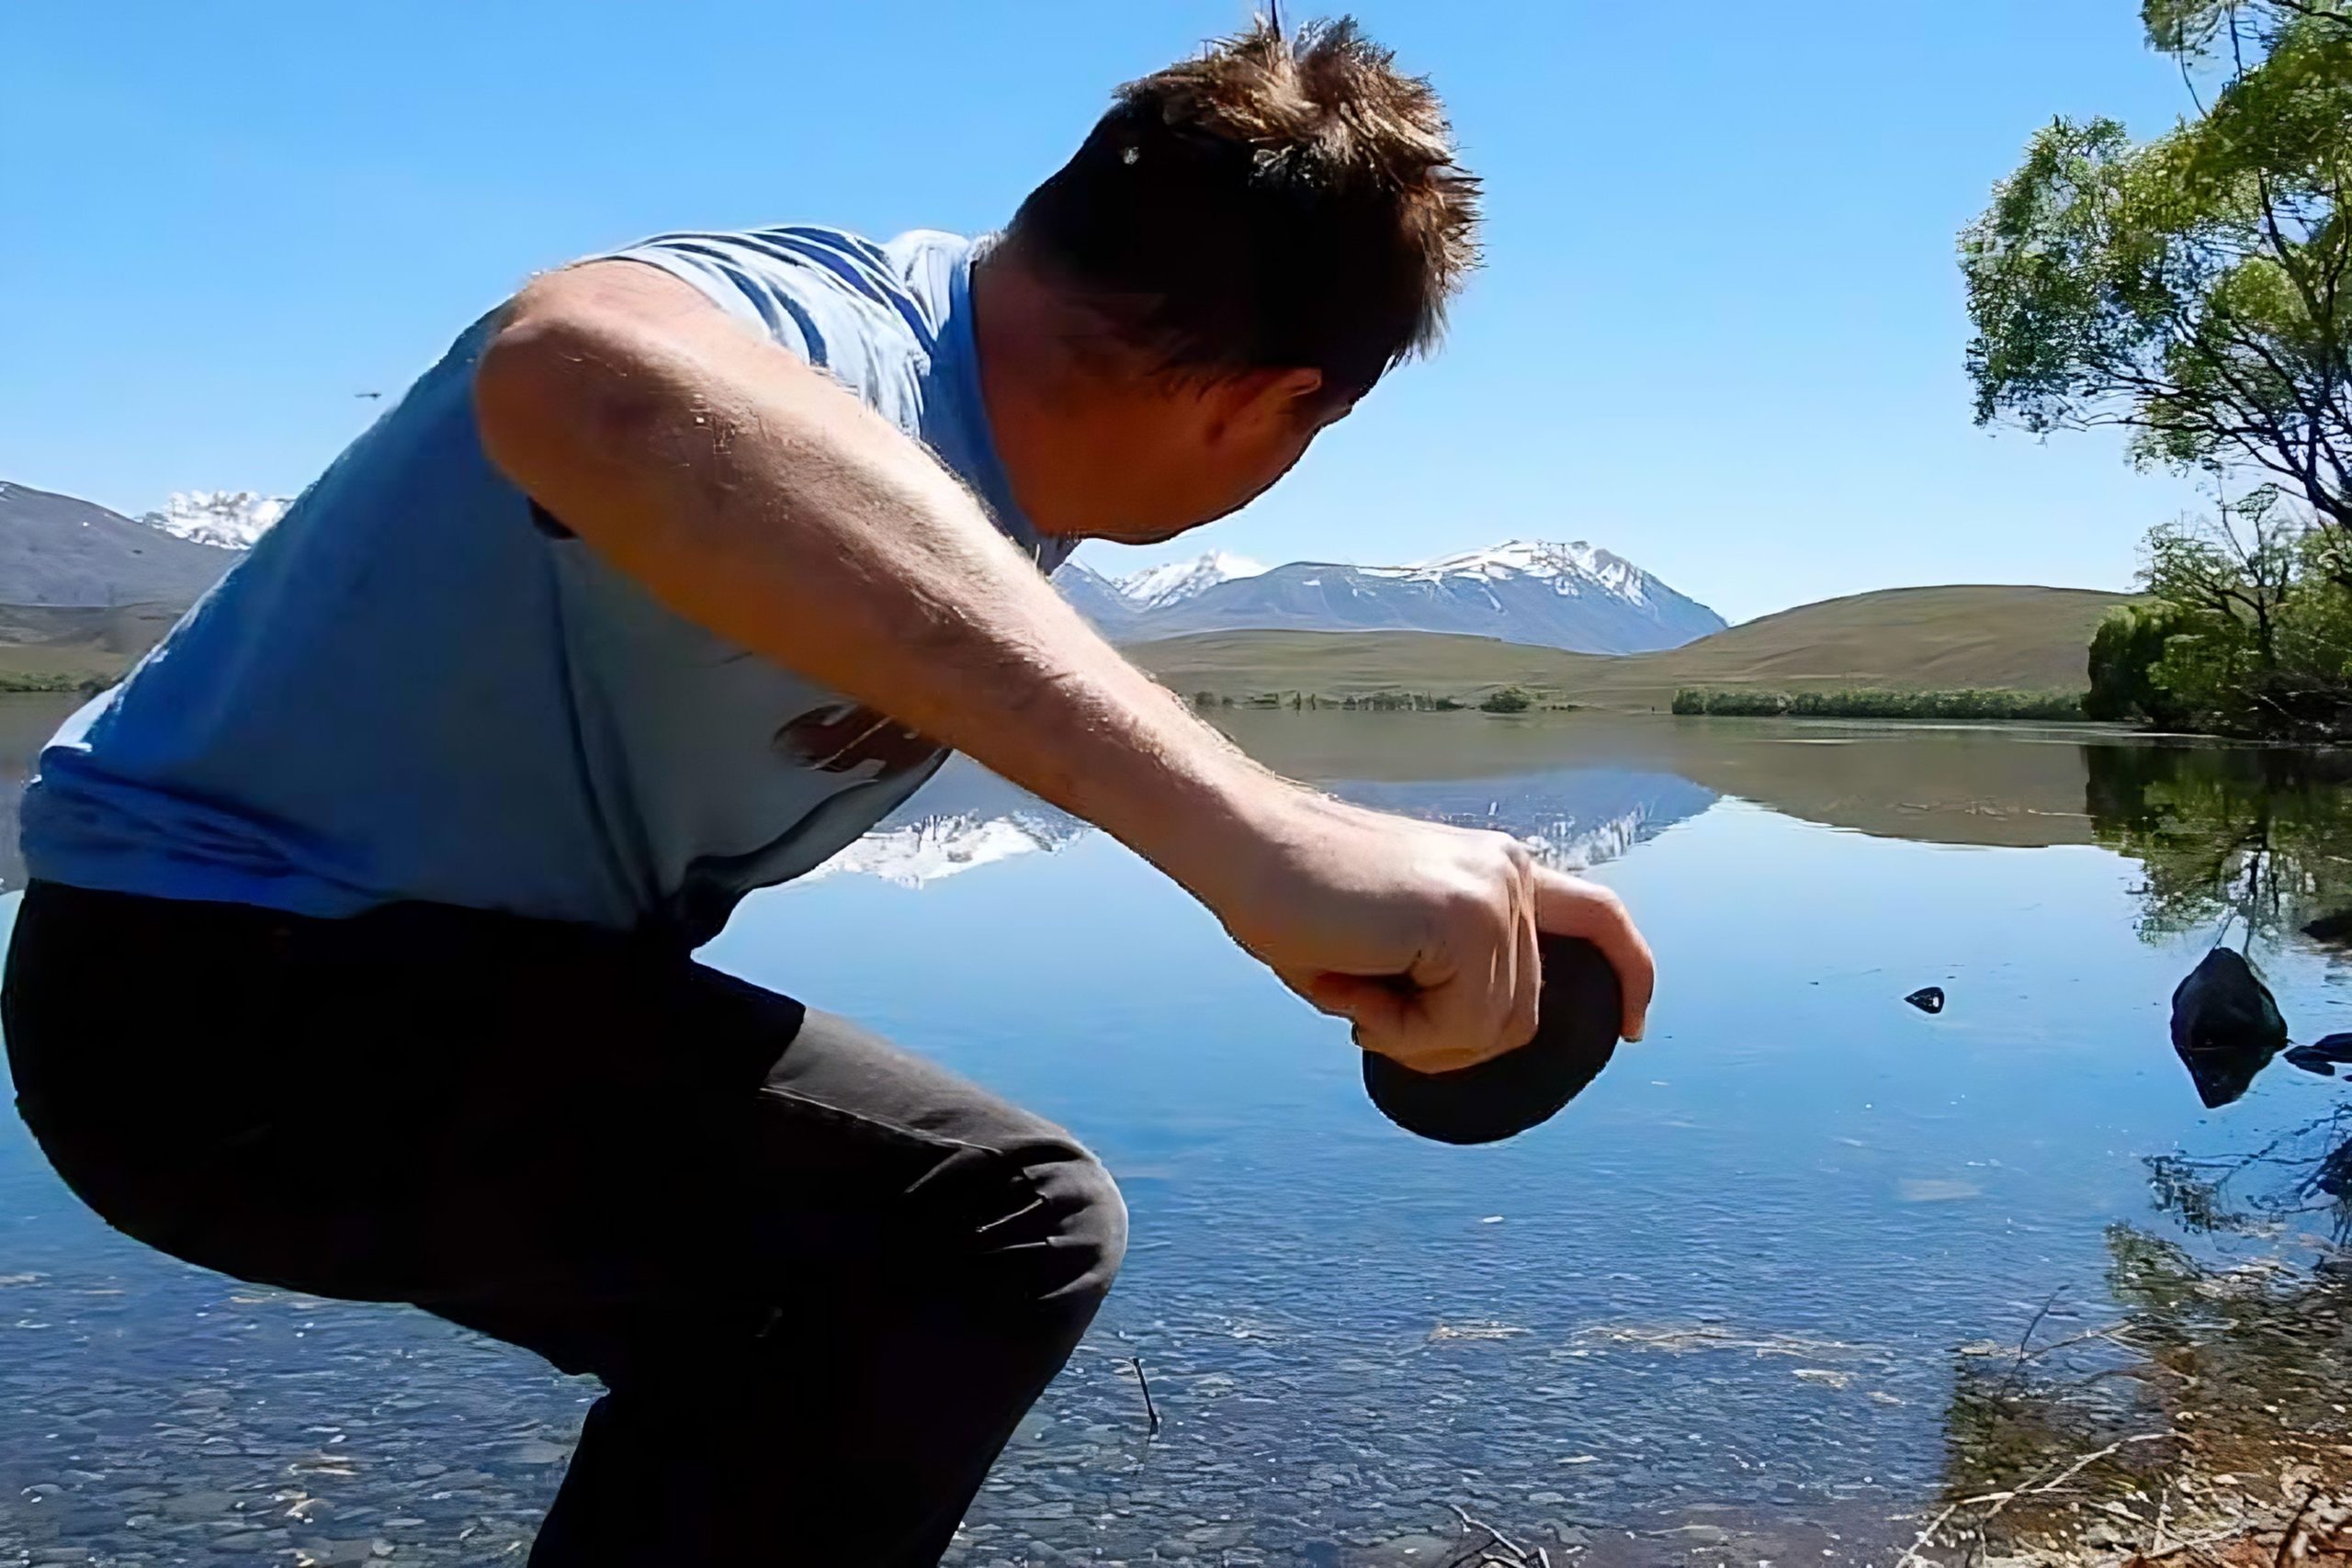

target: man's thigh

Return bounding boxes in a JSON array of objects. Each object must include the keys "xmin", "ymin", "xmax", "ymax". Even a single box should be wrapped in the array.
[
  {"xmin": 8, "ymin": 886, "xmax": 1097, "ymax": 1329},
  {"xmin": 343, "ymin": 918, "xmax": 1105, "ymax": 1336},
  {"xmin": 433, "ymin": 993, "xmax": 1120, "ymax": 1385}
]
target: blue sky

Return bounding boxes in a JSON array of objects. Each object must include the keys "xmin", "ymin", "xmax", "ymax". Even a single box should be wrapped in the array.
[{"xmin": 5, "ymin": 2, "xmax": 2203, "ymax": 622}]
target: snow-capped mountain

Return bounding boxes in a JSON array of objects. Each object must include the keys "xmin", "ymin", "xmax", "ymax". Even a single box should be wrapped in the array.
[
  {"xmin": 1115, "ymin": 550, "xmax": 1265, "ymax": 609},
  {"xmin": 1052, "ymin": 561, "xmax": 1147, "ymax": 639},
  {"xmin": 141, "ymin": 491, "xmax": 290, "ymax": 550},
  {"xmin": 1056, "ymin": 539, "xmax": 1724, "ymax": 655},
  {"xmin": 1391, "ymin": 540, "xmax": 1654, "ymax": 602},
  {"xmin": 0, "ymin": 479, "xmax": 241, "ymax": 608}
]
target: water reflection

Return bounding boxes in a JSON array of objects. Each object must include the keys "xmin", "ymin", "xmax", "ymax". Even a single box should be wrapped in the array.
[
  {"xmin": 0, "ymin": 694, "xmax": 78, "ymax": 895},
  {"xmin": 848, "ymin": 747, "xmax": 1719, "ymax": 886},
  {"xmin": 800, "ymin": 757, "xmax": 1088, "ymax": 886},
  {"xmin": 827, "ymin": 709, "xmax": 2155, "ymax": 894},
  {"xmin": 6, "ymin": 708, "xmax": 2352, "ymax": 1565},
  {"xmin": 2085, "ymin": 741, "xmax": 2352, "ymax": 951},
  {"xmin": 1919, "ymin": 1122, "xmax": 2352, "ymax": 1565}
]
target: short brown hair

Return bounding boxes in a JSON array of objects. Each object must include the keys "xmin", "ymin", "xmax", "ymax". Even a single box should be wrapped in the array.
[{"xmin": 1005, "ymin": 17, "xmax": 1481, "ymax": 402}]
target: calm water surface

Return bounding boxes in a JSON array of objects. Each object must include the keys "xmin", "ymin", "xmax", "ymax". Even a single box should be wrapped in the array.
[{"xmin": 5, "ymin": 696, "xmax": 2351, "ymax": 1565}]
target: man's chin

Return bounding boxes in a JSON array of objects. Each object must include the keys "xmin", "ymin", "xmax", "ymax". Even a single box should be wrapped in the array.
[{"xmin": 1057, "ymin": 519, "xmax": 1204, "ymax": 547}]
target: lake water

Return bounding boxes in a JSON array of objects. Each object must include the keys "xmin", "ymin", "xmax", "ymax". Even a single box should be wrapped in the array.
[{"xmin": 6, "ymin": 694, "xmax": 2352, "ymax": 1566}]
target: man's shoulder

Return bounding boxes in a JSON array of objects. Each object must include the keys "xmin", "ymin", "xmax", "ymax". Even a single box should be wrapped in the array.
[{"xmin": 596, "ymin": 225, "xmax": 972, "ymax": 348}]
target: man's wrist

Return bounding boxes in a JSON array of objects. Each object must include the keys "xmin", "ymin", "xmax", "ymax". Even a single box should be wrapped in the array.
[{"xmin": 1061, "ymin": 689, "xmax": 1284, "ymax": 907}]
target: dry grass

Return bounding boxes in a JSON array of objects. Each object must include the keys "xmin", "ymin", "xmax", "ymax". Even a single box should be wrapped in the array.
[{"xmin": 1130, "ymin": 585, "xmax": 2134, "ymax": 711}]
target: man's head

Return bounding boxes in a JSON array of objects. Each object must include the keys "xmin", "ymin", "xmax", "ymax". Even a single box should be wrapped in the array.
[{"xmin": 977, "ymin": 17, "xmax": 1480, "ymax": 542}]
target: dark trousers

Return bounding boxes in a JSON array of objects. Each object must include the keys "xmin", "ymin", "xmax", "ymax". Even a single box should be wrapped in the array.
[{"xmin": 2, "ymin": 881, "xmax": 1125, "ymax": 1565}]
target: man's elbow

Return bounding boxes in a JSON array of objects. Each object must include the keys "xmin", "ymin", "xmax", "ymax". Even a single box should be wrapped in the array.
[{"xmin": 471, "ymin": 266, "xmax": 687, "ymax": 497}]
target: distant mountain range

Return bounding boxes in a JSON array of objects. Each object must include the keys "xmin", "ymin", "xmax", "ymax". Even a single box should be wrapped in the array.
[
  {"xmin": 0, "ymin": 479, "xmax": 241, "ymax": 608},
  {"xmin": 144, "ymin": 491, "xmax": 288, "ymax": 550},
  {"xmin": 1059, "ymin": 539, "xmax": 1726, "ymax": 654},
  {"xmin": 2, "ymin": 470, "xmax": 1728, "ymax": 662}
]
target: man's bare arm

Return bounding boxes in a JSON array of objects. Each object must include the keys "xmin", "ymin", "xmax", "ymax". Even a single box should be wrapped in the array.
[
  {"xmin": 472, "ymin": 261, "xmax": 1652, "ymax": 1063},
  {"xmin": 475, "ymin": 261, "xmax": 1254, "ymax": 867}
]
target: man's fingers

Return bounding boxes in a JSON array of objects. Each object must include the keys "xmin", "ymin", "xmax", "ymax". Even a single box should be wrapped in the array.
[
  {"xmin": 1532, "ymin": 867, "xmax": 1656, "ymax": 1042},
  {"xmin": 1507, "ymin": 892, "xmax": 1543, "ymax": 1052},
  {"xmin": 1301, "ymin": 971, "xmax": 1411, "ymax": 1040},
  {"xmin": 1305, "ymin": 973, "xmax": 1501, "ymax": 1072}
]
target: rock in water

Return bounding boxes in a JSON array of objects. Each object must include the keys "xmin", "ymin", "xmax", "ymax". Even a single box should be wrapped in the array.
[
  {"xmin": 2283, "ymin": 1043, "xmax": 2340, "ymax": 1077},
  {"xmin": 2302, "ymin": 1032, "xmax": 2352, "ymax": 1064},
  {"xmin": 2302, "ymin": 909, "xmax": 2352, "ymax": 946},
  {"xmin": 2169, "ymin": 947, "xmax": 2289, "ymax": 1109},
  {"xmin": 1905, "ymin": 987, "xmax": 1945, "ymax": 1014},
  {"xmin": 1362, "ymin": 934, "xmax": 1622, "ymax": 1145}
]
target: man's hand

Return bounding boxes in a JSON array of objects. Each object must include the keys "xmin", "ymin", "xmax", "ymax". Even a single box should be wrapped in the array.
[
  {"xmin": 1173, "ymin": 788, "xmax": 1654, "ymax": 1074},
  {"xmin": 473, "ymin": 260, "xmax": 1653, "ymax": 1075}
]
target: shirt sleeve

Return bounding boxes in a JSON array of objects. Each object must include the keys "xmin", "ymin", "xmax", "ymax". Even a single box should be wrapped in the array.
[{"xmin": 593, "ymin": 232, "xmax": 827, "ymax": 365}]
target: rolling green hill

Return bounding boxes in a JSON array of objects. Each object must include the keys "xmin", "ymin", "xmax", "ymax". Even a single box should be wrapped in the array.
[
  {"xmin": 1129, "ymin": 584, "xmax": 2132, "ymax": 710},
  {"xmin": 0, "ymin": 581, "xmax": 2133, "ymax": 705},
  {"xmin": 0, "ymin": 603, "xmax": 185, "ymax": 690}
]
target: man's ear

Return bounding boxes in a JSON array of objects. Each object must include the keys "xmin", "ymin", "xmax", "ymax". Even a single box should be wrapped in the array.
[
  {"xmin": 1209, "ymin": 367, "xmax": 1326, "ymax": 440},
  {"xmin": 1267, "ymin": 367, "xmax": 1325, "ymax": 406}
]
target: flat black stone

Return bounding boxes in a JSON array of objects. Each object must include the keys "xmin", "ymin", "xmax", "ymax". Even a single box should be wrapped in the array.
[
  {"xmin": 1361, "ymin": 934, "xmax": 1622, "ymax": 1146},
  {"xmin": 2170, "ymin": 946, "xmax": 2289, "ymax": 1109}
]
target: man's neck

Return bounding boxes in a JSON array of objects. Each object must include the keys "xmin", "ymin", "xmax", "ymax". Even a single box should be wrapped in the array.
[{"xmin": 970, "ymin": 246, "xmax": 1129, "ymax": 541}]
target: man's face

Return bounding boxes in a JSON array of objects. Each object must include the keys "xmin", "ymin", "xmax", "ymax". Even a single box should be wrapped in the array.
[{"xmin": 1085, "ymin": 371, "xmax": 1351, "ymax": 546}]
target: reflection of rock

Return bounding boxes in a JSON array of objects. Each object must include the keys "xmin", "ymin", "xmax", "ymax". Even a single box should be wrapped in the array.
[
  {"xmin": 2304, "ymin": 909, "xmax": 2352, "ymax": 946},
  {"xmin": 2170, "ymin": 947, "xmax": 2289, "ymax": 1109}
]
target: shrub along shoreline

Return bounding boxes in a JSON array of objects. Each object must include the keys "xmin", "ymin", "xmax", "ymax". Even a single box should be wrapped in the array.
[{"xmin": 1670, "ymin": 687, "xmax": 2086, "ymax": 720}]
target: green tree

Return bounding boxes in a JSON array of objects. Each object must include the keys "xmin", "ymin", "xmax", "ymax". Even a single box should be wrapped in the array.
[
  {"xmin": 2086, "ymin": 601, "xmax": 2198, "ymax": 721},
  {"xmin": 1477, "ymin": 685, "xmax": 1533, "ymax": 714},
  {"xmin": 2143, "ymin": 497, "xmax": 2301, "ymax": 670},
  {"xmin": 2114, "ymin": 494, "xmax": 2352, "ymax": 732},
  {"xmin": 1962, "ymin": 2, "xmax": 2352, "ymax": 538},
  {"xmin": 2143, "ymin": 0, "xmax": 2351, "ymax": 54}
]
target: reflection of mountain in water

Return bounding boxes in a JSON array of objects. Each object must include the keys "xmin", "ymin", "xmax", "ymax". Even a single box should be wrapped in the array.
[
  {"xmin": 809, "ymin": 755, "xmax": 1717, "ymax": 887},
  {"xmin": 1329, "ymin": 767, "xmax": 1717, "ymax": 870},
  {"xmin": 1213, "ymin": 709, "xmax": 2102, "ymax": 851},
  {"xmin": 800, "ymin": 758, "xmax": 1088, "ymax": 887}
]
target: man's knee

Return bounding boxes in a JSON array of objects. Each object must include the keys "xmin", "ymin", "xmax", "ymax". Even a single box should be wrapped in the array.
[
  {"xmin": 932, "ymin": 1134, "xmax": 1125, "ymax": 1320},
  {"xmin": 1039, "ymin": 1140, "xmax": 1126, "ymax": 1310}
]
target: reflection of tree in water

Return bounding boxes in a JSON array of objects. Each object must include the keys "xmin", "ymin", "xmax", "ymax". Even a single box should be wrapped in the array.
[
  {"xmin": 1916, "ymin": 1120, "xmax": 2352, "ymax": 1565},
  {"xmin": 2147, "ymin": 1108, "xmax": 2352, "ymax": 1245},
  {"xmin": 2084, "ymin": 742, "xmax": 2352, "ymax": 947}
]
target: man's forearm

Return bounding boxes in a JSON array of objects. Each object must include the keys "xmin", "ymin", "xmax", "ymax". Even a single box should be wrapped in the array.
[{"xmin": 473, "ymin": 261, "xmax": 1272, "ymax": 895}]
